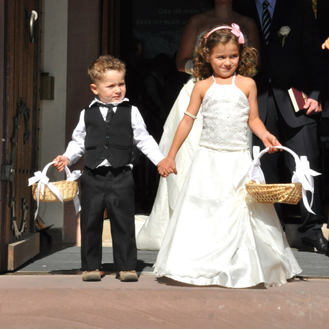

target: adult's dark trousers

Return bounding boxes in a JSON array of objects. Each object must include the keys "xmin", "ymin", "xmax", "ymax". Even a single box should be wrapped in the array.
[
  {"xmin": 253, "ymin": 89, "xmax": 323, "ymax": 240},
  {"xmin": 80, "ymin": 165, "xmax": 136, "ymax": 271}
]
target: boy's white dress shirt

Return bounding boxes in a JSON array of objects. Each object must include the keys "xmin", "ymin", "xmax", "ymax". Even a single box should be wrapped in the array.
[{"xmin": 63, "ymin": 98, "xmax": 164, "ymax": 167}]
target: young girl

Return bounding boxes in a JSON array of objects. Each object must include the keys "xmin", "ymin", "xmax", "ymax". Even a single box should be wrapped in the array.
[{"xmin": 154, "ymin": 24, "xmax": 302, "ymax": 288}]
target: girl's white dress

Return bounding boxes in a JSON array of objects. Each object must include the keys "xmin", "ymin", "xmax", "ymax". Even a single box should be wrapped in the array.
[{"xmin": 154, "ymin": 75, "xmax": 302, "ymax": 288}]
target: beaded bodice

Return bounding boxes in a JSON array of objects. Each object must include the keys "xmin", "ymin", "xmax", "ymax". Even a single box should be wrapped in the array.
[{"xmin": 199, "ymin": 74, "xmax": 250, "ymax": 151}]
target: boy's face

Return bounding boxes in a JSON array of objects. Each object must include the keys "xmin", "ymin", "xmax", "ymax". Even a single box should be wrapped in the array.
[{"xmin": 90, "ymin": 70, "xmax": 126, "ymax": 103}]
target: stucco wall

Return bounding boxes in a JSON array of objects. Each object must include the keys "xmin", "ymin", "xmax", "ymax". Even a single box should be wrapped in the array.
[{"xmin": 39, "ymin": 0, "xmax": 68, "ymax": 231}]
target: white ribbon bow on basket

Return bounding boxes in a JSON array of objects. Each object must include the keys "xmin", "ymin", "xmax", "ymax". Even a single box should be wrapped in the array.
[
  {"xmin": 28, "ymin": 161, "xmax": 81, "ymax": 219},
  {"xmin": 234, "ymin": 146, "xmax": 321, "ymax": 214}
]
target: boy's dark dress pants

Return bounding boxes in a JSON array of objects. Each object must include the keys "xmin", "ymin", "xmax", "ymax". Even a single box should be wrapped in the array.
[{"xmin": 80, "ymin": 165, "xmax": 136, "ymax": 271}]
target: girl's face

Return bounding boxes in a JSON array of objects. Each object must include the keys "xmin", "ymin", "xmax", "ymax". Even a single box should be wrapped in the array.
[{"xmin": 208, "ymin": 41, "xmax": 239, "ymax": 79}]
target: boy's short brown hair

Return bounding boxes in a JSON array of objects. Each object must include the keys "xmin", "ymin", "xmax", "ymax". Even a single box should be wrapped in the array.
[{"xmin": 88, "ymin": 55, "xmax": 126, "ymax": 83}]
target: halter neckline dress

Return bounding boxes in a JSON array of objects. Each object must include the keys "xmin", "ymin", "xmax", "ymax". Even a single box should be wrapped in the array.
[{"xmin": 154, "ymin": 74, "xmax": 301, "ymax": 288}]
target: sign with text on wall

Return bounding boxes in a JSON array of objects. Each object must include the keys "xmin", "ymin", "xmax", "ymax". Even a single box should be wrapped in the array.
[{"xmin": 132, "ymin": 1, "xmax": 213, "ymax": 59}]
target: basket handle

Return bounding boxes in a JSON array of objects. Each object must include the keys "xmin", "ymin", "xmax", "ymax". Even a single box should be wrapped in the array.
[
  {"xmin": 253, "ymin": 146, "xmax": 321, "ymax": 214},
  {"xmin": 28, "ymin": 162, "xmax": 63, "ymax": 198},
  {"xmin": 253, "ymin": 146, "xmax": 320, "ymax": 188},
  {"xmin": 63, "ymin": 164, "xmax": 82, "ymax": 181},
  {"xmin": 251, "ymin": 146, "xmax": 302, "ymax": 183}
]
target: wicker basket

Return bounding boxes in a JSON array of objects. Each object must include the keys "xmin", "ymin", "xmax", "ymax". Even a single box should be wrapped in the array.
[
  {"xmin": 245, "ymin": 146, "xmax": 303, "ymax": 205},
  {"xmin": 32, "ymin": 180, "xmax": 78, "ymax": 202},
  {"xmin": 245, "ymin": 181, "xmax": 302, "ymax": 204},
  {"xmin": 30, "ymin": 161, "xmax": 79, "ymax": 203}
]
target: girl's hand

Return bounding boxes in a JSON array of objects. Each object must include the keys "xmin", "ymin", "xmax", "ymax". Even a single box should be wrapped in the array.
[
  {"xmin": 53, "ymin": 155, "xmax": 70, "ymax": 172},
  {"xmin": 157, "ymin": 157, "xmax": 177, "ymax": 177},
  {"xmin": 261, "ymin": 132, "xmax": 281, "ymax": 154}
]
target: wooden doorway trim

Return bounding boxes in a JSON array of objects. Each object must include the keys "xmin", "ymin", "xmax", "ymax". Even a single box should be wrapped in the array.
[
  {"xmin": 63, "ymin": 0, "xmax": 103, "ymax": 244},
  {"xmin": 0, "ymin": 0, "xmax": 7, "ymax": 272},
  {"xmin": 102, "ymin": 0, "xmax": 121, "ymax": 56}
]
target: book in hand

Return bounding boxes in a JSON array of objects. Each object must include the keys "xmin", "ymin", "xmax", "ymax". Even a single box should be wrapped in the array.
[{"xmin": 288, "ymin": 88, "xmax": 308, "ymax": 112}]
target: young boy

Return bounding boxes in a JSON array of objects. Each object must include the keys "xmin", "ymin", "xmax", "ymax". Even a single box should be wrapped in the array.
[{"xmin": 54, "ymin": 55, "xmax": 164, "ymax": 282}]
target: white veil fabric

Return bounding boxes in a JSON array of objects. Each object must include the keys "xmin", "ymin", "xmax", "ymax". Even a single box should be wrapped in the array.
[{"xmin": 136, "ymin": 79, "xmax": 203, "ymax": 250}]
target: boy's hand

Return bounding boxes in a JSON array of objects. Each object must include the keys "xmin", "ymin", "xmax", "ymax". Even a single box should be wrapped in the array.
[
  {"xmin": 157, "ymin": 157, "xmax": 177, "ymax": 177},
  {"xmin": 53, "ymin": 155, "xmax": 70, "ymax": 172},
  {"xmin": 261, "ymin": 132, "xmax": 281, "ymax": 154}
]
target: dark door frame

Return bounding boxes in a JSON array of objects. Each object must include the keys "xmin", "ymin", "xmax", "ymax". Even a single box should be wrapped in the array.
[
  {"xmin": 0, "ymin": 0, "xmax": 42, "ymax": 272},
  {"xmin": 0, "ymin": 0, "xmax": 7, "ymax": 272}
]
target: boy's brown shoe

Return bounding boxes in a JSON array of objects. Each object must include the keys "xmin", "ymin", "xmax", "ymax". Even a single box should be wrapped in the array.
[
  {"xmin": 82, "ymin": 269, "xmax": 101, "ymax": 281},
  {"xmin": 116, "ymin": 270, "xmax": 138, "ymax": 282}
]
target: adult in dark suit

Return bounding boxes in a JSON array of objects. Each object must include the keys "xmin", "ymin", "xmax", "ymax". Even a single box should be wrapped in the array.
[{"xmin": 233, "ymin": 0, "xmax": 328, "ymax": 253}]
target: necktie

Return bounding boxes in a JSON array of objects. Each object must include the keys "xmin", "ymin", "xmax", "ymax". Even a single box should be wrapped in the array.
[
  {"xmin": 105, "ymin": 105, "xmax": 114, "ymax": 125},
  {"xmin": 98, "ymin": 103, "xmax": 115, "ymax": 124},
  {"xmin": 262, "ymin": 1, "xmax": 271, "ymax": 45}
]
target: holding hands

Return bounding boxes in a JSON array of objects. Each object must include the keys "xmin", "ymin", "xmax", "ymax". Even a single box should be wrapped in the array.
[
  {"xmin": 53, "ymin": 155, "xmax": 70, "ymax": 172},
  {"xmin": 157, "ymin": 157, "xmax": 177, "ymax": 177}
]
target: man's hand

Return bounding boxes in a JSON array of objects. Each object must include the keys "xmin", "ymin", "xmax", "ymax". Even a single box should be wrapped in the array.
[
  {"xmin": 322, "ymin": 37, "xmax": 329, "ymax": 50},
  {"xmin": 303, "ymin": 98, "xmax": 322, "ymax": 115}
]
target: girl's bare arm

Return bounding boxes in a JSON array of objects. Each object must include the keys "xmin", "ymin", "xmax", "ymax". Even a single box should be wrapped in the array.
[
  {"xmin": 158, "ymin": 82, "xmax": 204, "ymax": 176},
  {"xmin": 247, "ymin": 79, "xmax": 281, "ymax": 152}
]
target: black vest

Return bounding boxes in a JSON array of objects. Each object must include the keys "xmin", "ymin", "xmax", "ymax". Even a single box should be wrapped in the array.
[{"xmin": 84, "ymin": 102, "xmax": 133, "ymax": 169}]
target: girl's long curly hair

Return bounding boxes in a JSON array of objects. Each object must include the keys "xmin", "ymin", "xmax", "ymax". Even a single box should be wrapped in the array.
[{"xmin": 193, "ymin": 28, "xmax": 258, "ymax": 80}]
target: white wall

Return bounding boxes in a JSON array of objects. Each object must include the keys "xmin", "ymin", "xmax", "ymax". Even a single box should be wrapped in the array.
[{"xmin": 39, "ymin": 0, "xmax": 68, "ymax": 230}]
